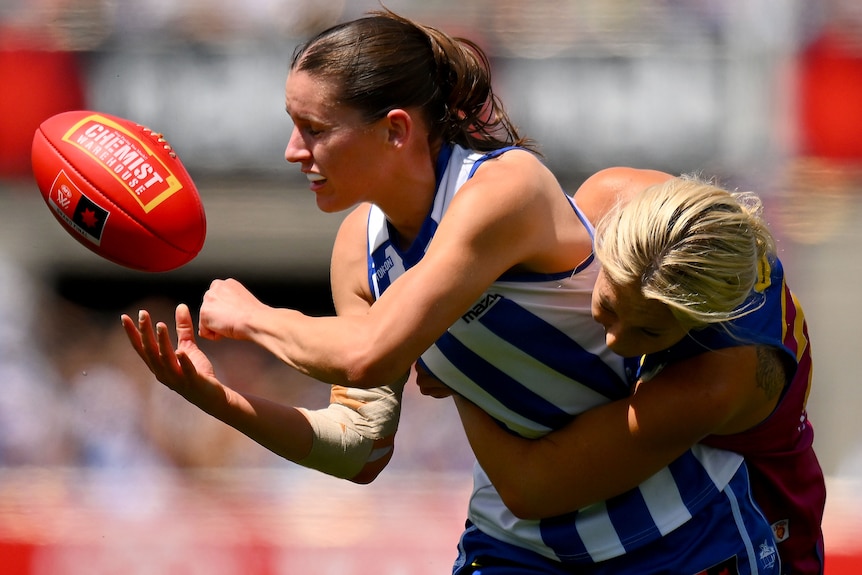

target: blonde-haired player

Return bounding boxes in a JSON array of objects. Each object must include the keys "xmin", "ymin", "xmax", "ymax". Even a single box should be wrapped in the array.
[{"xmin": 453, "ymin": 170, "xmax": 825, "ymax": 575}]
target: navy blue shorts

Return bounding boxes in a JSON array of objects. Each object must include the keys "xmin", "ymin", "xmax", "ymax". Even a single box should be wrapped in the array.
[{"xmin": 453, "ymin": 465, "xmax": 781, "ymax": 575}]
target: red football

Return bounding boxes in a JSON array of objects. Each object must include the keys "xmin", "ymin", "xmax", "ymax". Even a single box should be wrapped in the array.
[{"xmin": 31, "ymin": 110, "xmax": 206, "ymax": 272}]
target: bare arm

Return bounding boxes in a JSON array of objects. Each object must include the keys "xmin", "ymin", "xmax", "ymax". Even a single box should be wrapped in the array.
[
  {"xmin": 121, "ymin": 304, "xmax": 316, "ymax": 464},
  {"xmin": 120, "ymin": 206, "xmax": 404, "ymax": 483},
  {"xmin": 196, "ymin": 151, "xmax": 583, "ymax": 389},
  {"xmin": 121, "ymin": 151, "xmax": 579, "ymax": 482},
  {"xmin": 294, "ymin": 208, "xmax": 407, "ymax": 482},
  {"xmin": 455, "ymin": 345, "xmax": 782, "ymax": 519}
]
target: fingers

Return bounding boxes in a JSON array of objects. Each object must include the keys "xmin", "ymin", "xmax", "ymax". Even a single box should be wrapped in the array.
[
  {"xmin": 137, "ymin": 310, "xmax": 161, "ymax": 353},
  {"xmin": 120, "ymin": 313, "xmax": 142, "ymax": 348},
  {"xmin": 121, "ymin": 308, "xmax": 179, "ymax": 374},
  {"xmin": 176, "ymin": 350, "xmax": 199, "ymax": 379},
  {"xmin": 414, "ymin": 363, "xmax": 456, "ymax": 398},
  {"xmin": 156, "ymin": 320, "xmax": 180, "ymax": 367},
  {"xmin": 120, "ymin": 311, "xmax": 157, "ymax": 367},
  {"xmin": 174, "ymin": 303, "xmax": 197, "ymax": 344},
  {"xmin": 198, "ymin": 322, "xmax": 221, "ymax": 341},
  {"xmin": 121, "ymin": 306, "xmax": 214, "ymax": 402}
]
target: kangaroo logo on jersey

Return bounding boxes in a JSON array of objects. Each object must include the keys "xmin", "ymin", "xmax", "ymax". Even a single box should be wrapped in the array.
[{"xmin": 758, "ymin": 539, "xmax": 778, "ymax": 571}]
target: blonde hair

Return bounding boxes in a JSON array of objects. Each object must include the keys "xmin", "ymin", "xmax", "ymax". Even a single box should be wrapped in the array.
[{"xmin": 594, "ymin": 175, "xmax": 776, "ymax": 328}]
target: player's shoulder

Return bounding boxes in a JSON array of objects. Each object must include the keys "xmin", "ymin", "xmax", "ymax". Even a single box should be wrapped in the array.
[
  {"xmin": 574, "ymin": 166, "xmax": 674, "ymax": 223},
  {"xmin": 467, "ymin": 147, "xmax": 557, "ymax": 202},
  {"xmin": 578, "ymin": 166, "xmax": 674, "ymax": 197},
  {"xmin": 472, "ymin": 146, "xmax": 546, "ymax": 179},
  {"xmin": 334, "ymin": 203, "xmax": 373, "ymax": 245}
]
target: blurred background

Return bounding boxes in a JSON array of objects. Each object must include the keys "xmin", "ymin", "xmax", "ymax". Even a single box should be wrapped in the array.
[{"xmin": 1, "ymin": 0, "xmax": 861, "ymax": 572}]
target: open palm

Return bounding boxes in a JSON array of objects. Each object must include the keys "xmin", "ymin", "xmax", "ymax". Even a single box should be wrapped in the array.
[{"xmin": 121, "ymin": 303, "xmax": 224, "ymax": 406}]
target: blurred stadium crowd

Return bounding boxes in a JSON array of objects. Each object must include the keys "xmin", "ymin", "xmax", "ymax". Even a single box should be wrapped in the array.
[{"xmin": 0, "ymin": 255, "xmax": 476, "ymax": 472}]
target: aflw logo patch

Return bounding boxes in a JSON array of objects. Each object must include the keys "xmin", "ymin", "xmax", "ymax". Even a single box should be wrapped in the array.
[
  {"xmin": 48, "ymin": 170, "xmax": 109, "ymax": 245},
  {"xmin": 462, "ymin": 293, "xmax": 502, "ymax": 323}
]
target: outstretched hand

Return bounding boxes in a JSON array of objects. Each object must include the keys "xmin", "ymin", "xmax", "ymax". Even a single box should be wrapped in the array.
[{"xmin": 121, "ymin": 303, "xmax": 224, "ymax": 407}]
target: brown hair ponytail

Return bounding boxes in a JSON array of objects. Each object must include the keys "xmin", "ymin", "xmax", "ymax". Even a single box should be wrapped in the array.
[{"xmin": 291, "ymin": 9, "xmax": 536, "ymax": 153}]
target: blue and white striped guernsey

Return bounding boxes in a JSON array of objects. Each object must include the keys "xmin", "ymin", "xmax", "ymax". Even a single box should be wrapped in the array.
[{"xmin": 366, "ymin": 143, "xmax": 746, "ymax": 565}]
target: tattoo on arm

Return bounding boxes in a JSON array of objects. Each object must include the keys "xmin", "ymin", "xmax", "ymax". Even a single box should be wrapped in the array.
[{"xmin": 755, "ymin": 346, "xmax": 787, "ymax": 400}]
